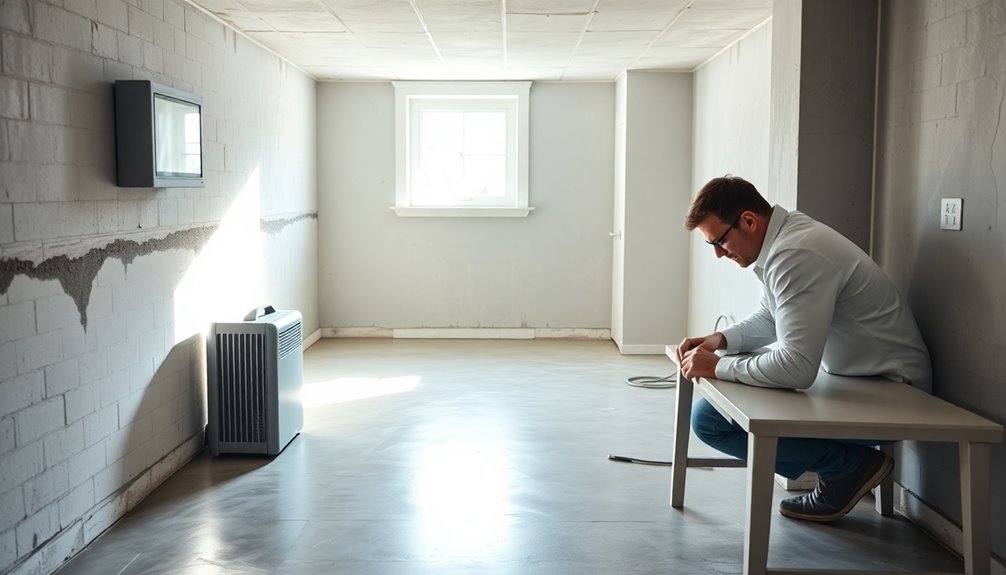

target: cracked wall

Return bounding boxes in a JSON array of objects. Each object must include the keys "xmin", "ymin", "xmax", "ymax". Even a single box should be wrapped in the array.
[
  {"xmin": 0, "ymin": 1, "xmax": 317, "ymax": 574},
  {"xmin": 0, "ymin": 213, "xmax": 317, "ymax": 330}
]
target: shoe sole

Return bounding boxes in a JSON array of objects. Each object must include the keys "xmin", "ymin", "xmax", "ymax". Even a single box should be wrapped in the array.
[{"xmin": 778, "ymin": 454, "xmax": 894, "ymax": 523}]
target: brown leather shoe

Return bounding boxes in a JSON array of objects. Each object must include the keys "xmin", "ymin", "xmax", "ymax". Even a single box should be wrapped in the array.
[{"xmin": 778, "ymin": 449, "xmax": 894, "ymax": 522}]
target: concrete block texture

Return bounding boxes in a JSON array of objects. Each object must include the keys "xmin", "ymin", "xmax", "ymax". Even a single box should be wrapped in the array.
[
  {"xmin": 0, "ymin": 342, "xmax": 15, "ymax": 382},
  {"xmin": 96, "ymin": 0, "xmax": 129, "ymax": 33},
  {"xmin": 1, "ymin": 0, "xmax": 31, "ymax": 34},
  {"xmin": 1, "ymin": 33, "xmax": 51, "ymax": 82},
  {"xmin": 92, "ymin": 21, "xmax": 119, "ymax": 59},
  {"xmin": 0, "ymin": 416, "xmax": 13, "ymax": 455},
  {"xmin": 28, "ymin": 83, "xmax": 70, "ymax": 126},
  {"xmin": 0, "ymin": 369, "xmax": 43, "ymax": 419},
  {"xmin": 36, "ymin": 293, "xmax": 79, "ymax": 333},
  {"xmin": 0, "ymin": 442, "xmax": 43, "ymax": 495},
  {"xmin": 14, "ymin": 396, "xmax": 64, "ymax": 445},
  {"xmin": 0, "ymin": 485, "xmax": 25, "ymax": 532},
  {"xmin": 0, "ymin": 204, "xmax": 10, "ymax": 244},
  {"xmin": 63, "ymin": 382, "xmax": 97, "ymax": 424},
  {"xmin": 23, "ymin": 461, "xmax": 68, "ymax": 515},
  {"xmin": 0, "ymin": 0, "xmax": 319, "ymax": 571},
  {"xmin": 43, "ymin": 420, "xmax": 83, "ymax": 467},
  {"xmin": 15, "ymin": 501, "xmax": 57, "ymax": 555},
  {"xmin": 15, "ymin": 330, "xmax": 62, "ymax": 375},
  {"xmin": 0, "ymin": 530, "xmax": 14, "ymax": 575},
  {"xmin": 0, "ymin": 120, "xmax": 7, "ymax": 161},
  {"xmin": 876, "ymin": 0, "xmax": 1006, "ymax": 561},
  {"xmin": 0, "ymin": 300, "xmax": 35, "ymax": 343},
  {"xmin": 43, "ymin": 356, "xmax": 80, "ymax": 397},
  {"xmin": 128, "ymin": 5, "xmax": 157, "ymax": 43},
  {"xmin": 0, "ymin": 76, "xmax": 29, "ymax": 119},
  {"xmin": 8, "ymin": 120, "xmax": 57, "ymax": 163},
  {"xmin": 82, "ymin": 404, "xmax": 118, "ymax": 449},
  {"xmin": 32, "ymin": 2, "xmax": 92, "ymax": 52},
  {"xmin": 57, "ymin": 481, "xmax": 94, "ymax": 528}
]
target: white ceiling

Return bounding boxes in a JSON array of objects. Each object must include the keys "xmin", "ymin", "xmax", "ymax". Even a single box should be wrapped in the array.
[{"xmin": 190, "ymin": 0, "xmax": 772, "ymax": 81}]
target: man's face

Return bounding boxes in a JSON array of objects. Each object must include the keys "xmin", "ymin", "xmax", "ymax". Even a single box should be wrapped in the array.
[{"xmin": 697, "ymin": 213, "xmax": 758, "ymax": 268}]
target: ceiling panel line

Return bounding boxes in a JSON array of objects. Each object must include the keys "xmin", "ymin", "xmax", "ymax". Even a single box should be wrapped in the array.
[
  {"xmin": 561, "ymin": 0, "xmax": 602, "ymax": 81},
  {"xmin": 624, "ymin": 0, "xmax": 695, "ymax": 71},
  {"xmin": 407, "ymin": 0, "xmax": 445, "ymax": 63},
  {"xmin": 502, "ymin": 0, "xmax": 508, "ymax": 70}
]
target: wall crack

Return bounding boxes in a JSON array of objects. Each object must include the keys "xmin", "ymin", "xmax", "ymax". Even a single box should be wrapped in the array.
[{"xmin": 0, "ymin": 212, "xmax": 316, "ymax": 330}]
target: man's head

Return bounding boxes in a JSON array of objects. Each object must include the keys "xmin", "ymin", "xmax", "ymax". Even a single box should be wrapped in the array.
[{"xmin": 685, "ymin": 176, "xmax": 773, "ymax": 268}]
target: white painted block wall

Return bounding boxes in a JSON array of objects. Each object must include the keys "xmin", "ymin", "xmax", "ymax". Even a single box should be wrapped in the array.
[{"xmin": 0, "ymin": 1, "xmax": 317, "ymax": 573}]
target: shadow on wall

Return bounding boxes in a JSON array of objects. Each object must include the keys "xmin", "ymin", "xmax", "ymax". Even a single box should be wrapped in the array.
[{"xmin": 111, "ymin": 332, "xmax": 208, "ymax": 512}]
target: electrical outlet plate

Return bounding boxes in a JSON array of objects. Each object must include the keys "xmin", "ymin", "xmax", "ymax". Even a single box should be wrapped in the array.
[{"xmin": 940, "ymin": 198, "xmax": 962, "ymax": 231}]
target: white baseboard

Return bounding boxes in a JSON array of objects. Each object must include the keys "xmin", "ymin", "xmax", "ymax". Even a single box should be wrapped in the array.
[
  {"xmin": 321, "ymin": 327, "xmax": 393, "ymax": 338},
  {"xmin": 616, "ymin": 343, "xmax": 669, "ymax": 354},
  {"xmin": 303, "ymin": 328, "xmax": 322, "ymax": 349},
  {"xmin": 319, "ymin": 327, "xmax": 611, "ymax": 340},
  {"xmin": 394, "ymin": 328, "xmax": 535, "ymax": 339},
  {"xmin": 895, "ymin": 482, "xmax": 1005, "ymax": 574},
  {"xmin": 534, "ymin": 328, "xmax": 610, "ymax": 339}
]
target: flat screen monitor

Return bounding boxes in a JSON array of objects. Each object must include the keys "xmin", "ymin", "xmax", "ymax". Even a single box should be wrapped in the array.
[{"xmin": 114, "ymin": 80, "xmax": 204, "ymax": 188}]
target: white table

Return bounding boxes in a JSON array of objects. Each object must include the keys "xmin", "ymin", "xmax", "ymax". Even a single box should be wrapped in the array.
[{"xmin": 665, "ymin": 345, "xmax": 1004, "ymax": 575}]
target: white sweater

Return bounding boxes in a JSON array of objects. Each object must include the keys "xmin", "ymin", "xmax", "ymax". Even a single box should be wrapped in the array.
[{"xmin": 715, "ymin": 205, "xmax": 932, "ymax": 392}]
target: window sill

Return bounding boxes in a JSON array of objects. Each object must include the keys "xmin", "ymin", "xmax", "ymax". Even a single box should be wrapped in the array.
[{"xmin": 390, "ymin": 206, "xmax": 535, "ymax": 218}]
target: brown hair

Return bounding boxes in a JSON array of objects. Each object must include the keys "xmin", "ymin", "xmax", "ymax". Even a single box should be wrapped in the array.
[{"xmin": 685, "ymin": 175, "xmax": 772, "ymax": 231}]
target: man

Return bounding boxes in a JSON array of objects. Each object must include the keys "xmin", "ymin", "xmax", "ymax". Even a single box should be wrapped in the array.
[{"xmin": 676, "ymin": 175, "xmax": 931, "ymax": 522}]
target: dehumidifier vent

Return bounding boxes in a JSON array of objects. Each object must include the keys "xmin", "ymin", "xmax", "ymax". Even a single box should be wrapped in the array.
[
  {"xmin": 277, "ymin": 321, "xmax": 302, "ymax": 359},
  {"xmin": 207, "ymin": 307, "xmax": 304, "ymax": 456},
  {"xmin": 215, "ymin": 332, "xmax": 268, "ymax": 444}
]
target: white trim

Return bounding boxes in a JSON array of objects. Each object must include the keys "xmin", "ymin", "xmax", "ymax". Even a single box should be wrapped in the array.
[
  {"xmin": 391, "ymin": 206, "xmax": 534, "ymax": 218},
  {"xmin": 895, "ymin": 482, "xmax": 1006, "ymax": 574},
  {"xmin": 394, "ymin": 328, "xmax": 535, "ymax": 339},
  {"xmin": 320, "ymin": 327, "xmax": 611, "ymax": 340},
  {"xmin": 321, "ymin": 327, "xmax": 394, "ymax": 338},
  {"xmin": 615, "ymin": 343, "xmax": 669, "ymax": 355},
  {"xmin": 302, "ymin": 328, "xmax": 322, "ymax": 349},
  {"xmin": 392, "ymin": 81, "xmax": 532, "ymax": 215},
  {"xmin": 534, "ymin": 328, "xmax": 610, "ymax": 339}
]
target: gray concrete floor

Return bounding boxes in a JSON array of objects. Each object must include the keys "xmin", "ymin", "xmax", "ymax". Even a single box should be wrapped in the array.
[{"xmin": 57, "ymin": 339, "xmax": 964, "ymax": 574}]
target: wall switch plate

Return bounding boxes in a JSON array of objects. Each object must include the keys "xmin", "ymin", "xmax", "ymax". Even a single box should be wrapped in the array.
[{"xmin": 941, "ymin": 198, "xmax": 962, "ymax": 231}]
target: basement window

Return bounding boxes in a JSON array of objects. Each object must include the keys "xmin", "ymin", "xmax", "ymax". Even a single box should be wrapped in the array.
[{"xmin": 392, "ymin": 81, "xmax": 533, "ymax": 217}]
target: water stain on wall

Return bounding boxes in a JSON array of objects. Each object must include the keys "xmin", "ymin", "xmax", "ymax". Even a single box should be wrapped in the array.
[{"xmin": 0, "ymin": 213, "xmax": 316, "ymax": 330}]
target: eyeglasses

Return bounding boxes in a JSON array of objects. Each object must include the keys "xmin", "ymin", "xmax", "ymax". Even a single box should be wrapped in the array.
[{"xmin": 706, "ymin": 213, "xmax": 742, "ymax": 247}]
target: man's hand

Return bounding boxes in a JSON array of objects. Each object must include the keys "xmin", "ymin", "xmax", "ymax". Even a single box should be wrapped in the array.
[
  {"xmin": 680, "ymin": 347, "xmax": 720, "ymax": 379},
  {"xmin": 674, "ymin": 332, "xmax": 726, "ymax": 380},
  {"xmin": 674, "ymin": 332, "xmax": 726, "ymax": 364}
]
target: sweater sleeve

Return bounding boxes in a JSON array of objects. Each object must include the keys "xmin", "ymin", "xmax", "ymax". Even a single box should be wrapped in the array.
[{"xmin": 715, "ymin": 248, "xmax": 841, "ymax": 389}]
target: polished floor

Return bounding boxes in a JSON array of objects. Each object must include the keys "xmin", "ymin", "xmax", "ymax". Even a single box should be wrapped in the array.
[{"xmin": 57, "ymin": 339, "xmax": 964, "ymax": 574}]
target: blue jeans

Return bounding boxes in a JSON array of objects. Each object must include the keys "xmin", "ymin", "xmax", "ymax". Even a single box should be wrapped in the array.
[{"xmin": 691, "ymin": 398, "xmax": 889, "ymax": 480}]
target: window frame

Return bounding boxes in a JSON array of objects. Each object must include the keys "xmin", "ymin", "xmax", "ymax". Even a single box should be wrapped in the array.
[{"xmin": 392, "ymin": 81, "xmax": 533, "ymax": 218}]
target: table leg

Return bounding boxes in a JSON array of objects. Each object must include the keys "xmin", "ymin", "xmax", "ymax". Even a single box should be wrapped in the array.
[
  {"xmin": 670, "ymin": 373, "xmax": 694, "ymax": 508},
  {"xmin": 875, "ymin": 443, "xmax": 895, "ymax": 517},
  {"xmin": 744, "ymin": 433, "xmax": 777, "ymax": 575},
  {"xmin": 960, "ymin": 441, "xmax": 990, "ymax": 575}
]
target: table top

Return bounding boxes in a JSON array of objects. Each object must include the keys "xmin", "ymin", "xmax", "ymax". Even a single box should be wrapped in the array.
[{"xmin": 665, "ymin": 345, "xmax": 1003, "ymax": 443}]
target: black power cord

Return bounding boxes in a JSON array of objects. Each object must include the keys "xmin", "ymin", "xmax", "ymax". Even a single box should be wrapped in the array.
[
  {"xmin": 610, "ymin": 371, "xmax": 677, "ymax": 465},
  {"xmin": 607, "ymin": 454, "xmax": 673, "ymax": 466}
]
